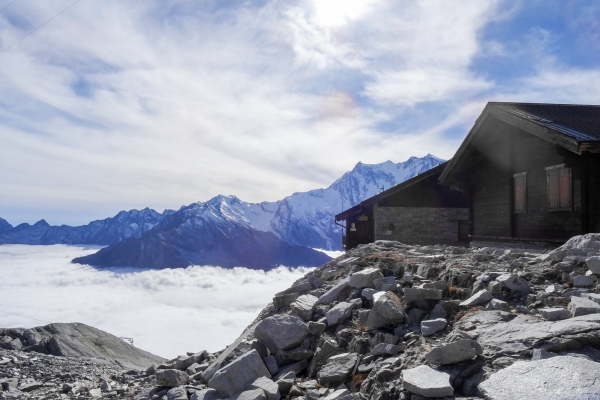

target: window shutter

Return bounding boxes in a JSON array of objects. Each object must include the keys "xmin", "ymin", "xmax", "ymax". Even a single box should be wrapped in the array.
[
  {"xmin": 559, "ymin": 168, "xmax": 572, "ymax": 208},
  {"xmin": 547, "ymin": 168, "xmax": 559, "ymax": 209},
  {"xmin": 514, "ymin": 173, "xmax": 527, "ymax": 213}
]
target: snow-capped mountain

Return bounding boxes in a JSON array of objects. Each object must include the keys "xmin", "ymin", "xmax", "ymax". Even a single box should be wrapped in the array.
[
  {"xmin": 1, "ymin": 154, "xmax": 444, "ymax": 269},
  {"xmin": 0, "ymin": 208, "xmax": 174, "ymax": 245}
]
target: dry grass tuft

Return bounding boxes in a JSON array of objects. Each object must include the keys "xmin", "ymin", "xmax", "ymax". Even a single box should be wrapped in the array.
[
  {"xmin": 352, "ymin": 374, "xmax": 367, "ymax": 387},
  {"xmin": 454, "ymin": 306, "xmax": 485, "ymax": 323}
]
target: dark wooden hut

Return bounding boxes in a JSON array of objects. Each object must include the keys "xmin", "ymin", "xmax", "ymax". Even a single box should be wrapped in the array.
[
  {"xmin": 335, "ymin": 162, "xmax": 469, "ymax": 250},
  {"xmin": 439, "ymin": 102, "xmax": 600, "ymax": 248}
]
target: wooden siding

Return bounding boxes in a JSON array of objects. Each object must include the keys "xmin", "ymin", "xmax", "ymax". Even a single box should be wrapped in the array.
[{"xmin": 463, "ymin": 116, "xmax": 590, "ymax": 242}]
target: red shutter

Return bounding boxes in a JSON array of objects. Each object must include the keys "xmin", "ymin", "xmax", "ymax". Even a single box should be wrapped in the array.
[{"xmin": 559, "ymin": 168, "xmax": 572, "ymax": 208}]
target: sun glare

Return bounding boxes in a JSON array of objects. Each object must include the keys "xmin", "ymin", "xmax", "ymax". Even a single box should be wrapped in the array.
[{"xmin": 311, "ymin": 0, "xmax": 377, "ymax": 27}]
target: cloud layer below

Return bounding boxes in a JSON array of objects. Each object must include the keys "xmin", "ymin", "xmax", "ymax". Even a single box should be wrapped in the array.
[{"xmin": 0, "ymin": 244, "xmax": 312, "ymax": 358}]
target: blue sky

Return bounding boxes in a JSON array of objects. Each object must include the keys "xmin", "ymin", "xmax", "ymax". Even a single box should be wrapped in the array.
[{"xmin": 0, "ymin": 0, "xmax": 599, "ymax": 226}]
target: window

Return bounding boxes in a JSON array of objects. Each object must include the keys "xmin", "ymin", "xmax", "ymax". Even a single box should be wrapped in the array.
[
  {"xmin": 546, "ymin": 164, "xmax": 572, "ymax": 211},
  {"xmin": 513, "ymin": 172, "xmax": 527, "ymax": 213}
]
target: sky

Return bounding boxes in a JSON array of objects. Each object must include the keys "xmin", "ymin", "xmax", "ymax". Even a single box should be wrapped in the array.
[
  {"xmin": 0, "ymin": 244, "xmax": 317, "ymax": 358},
  {"xmin": 1, "ymin": 0, "xmax": 599, "ymax": 226}
]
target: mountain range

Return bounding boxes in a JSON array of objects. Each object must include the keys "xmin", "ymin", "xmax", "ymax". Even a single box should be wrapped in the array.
[{"xmin": 1, "ymin": 154, "xmax": 445, "ymax": 269}]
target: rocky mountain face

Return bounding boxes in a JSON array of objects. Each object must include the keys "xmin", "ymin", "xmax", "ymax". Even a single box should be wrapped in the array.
[
  {"xmin": 0, "ymin": 209, "xmax": 174, "ymax": 246},
  {"xmin": 4, "ymin": 234, "xmax": 600, "ymax": 399}
]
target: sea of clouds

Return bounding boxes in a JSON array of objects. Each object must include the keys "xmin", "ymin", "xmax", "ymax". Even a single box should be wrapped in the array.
[{"xmin": 0, "ymin": 244, "xmax": 325, "ymax": 359}]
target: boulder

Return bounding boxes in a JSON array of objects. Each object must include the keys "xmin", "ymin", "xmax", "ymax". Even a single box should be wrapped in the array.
[
  {"xmin": 486, "ymin": 298, "xmax": 510, "ymax": 312},
  {"xmin": 539, "ymin": 308, "xmax": 571, "ymax": 321},
  {"xmin": 361, "ymin": 288, "xmax": 378, "ymax": 301},
  {"xmin": 366, "ymin": 291, "xmax": 405, "ymax": 329},
  {"xmin": 348, "ymin": 268, "xmax": 383, "ymax": 289},
  {"xmin": 255, "ymin": 315, "xmax": 307, "ymax": 353},
  {"xmin": 307, "ymin": 321, "xmax": 326, "ymax": 335},
  {"xmin": 174, "ymin": 351, "xmax": 207, "ymax": 371},
  {"xmin": 326, "ymin": 302, "xmax": 355, "ymax": 326},
  {"xmin": 487, "ymin": 281, "xmax": 503, "ymax": 296},
  {"xmin": 531, "ymin": 349, "xmax": 557, "ymax": 361},
  {"xmin": 574, "ymin": 275, "xmax": 594, "ymax": 287},
  {"xmin": 403, "ymin": 288, "xmax": 442, "ymax": 304},
  {"xmin": 156, "ymin": 369, "xmax": 190, "ymax": 387},
  {"xmin": 308, "ymin": 341, "xmax": 341, "ymax": 378},
  {"xmin": 586, "ymin": 256, "xmax": 600, "ymax": 274},
  {"xmin": 273, "ymin": 360, "xmax": 308, "ymax": 380},
  {"xmin": 290, "ymin": 295, "xmax": 318, "ymax": 321},
  {"xmin": 316, "ymin": 353, "xmax": 358, "ymax": 386},
  {"xmin": 568, "ymin": 297, "xmax": 600, "ymax": 317},
  {"xmin": 425, "ymin": 339, "xmax": 482, "ymax": 365},
  {"xmin": 460, "ymin": 289, "xmax": 493, "ymax": 307},
  {"xmin": 402, "ymin": 365, "xmax": 454, "ymax": 397},
  {"xmin": 249, "ymin": 376, "xmax": 280, "ymax": 400},
  {"xmin": 273, "ymin": 293, "xmax": 298, "ymax": 309},
  {"xmin": 166, "ymin": 386, "xmax": 188, "ymax": 400},
  {"xmin": 263, "ymin": 355, "xmax": 278, "ymax": 375},
  {"xmin": 496, "ymin": 274, "xmax": 530, "ymax": 294},
  {"xmin": 226, "ymin": 389, "xmax": 266, "ymax": 400},
  {"xmin": 208, "ymin": 350, "xmax": 270, "ymax": 397},
  {"xmin": 428, "ymin": 304, "xmax": 447, "ymax": 320},
  {"xmin": 318, "ymin": 277, "xmax": 350, "ymax": 304},
  {"xmin": 582, "ymin": 293, "xmax": 600, "ymax": 305},
  {"xmin": 190, "ymin": 389, "xmax": 224, "ymax": 400},
  {"xmin": 373, "ymin": 276, "xmax": 396, "ymax": 290},
  {"xmin": 369, "ymin": 343, "xmax": 403, "ymax": 356},
  {"xmin": 421, "ymin": 318, "xmax": 447, "ymax": 336},
  {"xmin": 479, "ymin": 356, "xmax": 600, "ymax": 399}
]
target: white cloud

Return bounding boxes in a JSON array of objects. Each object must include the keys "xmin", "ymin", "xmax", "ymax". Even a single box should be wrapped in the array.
[{"xmin": 0, "ymin": 244, "xmax": 312, "ymax": 358}]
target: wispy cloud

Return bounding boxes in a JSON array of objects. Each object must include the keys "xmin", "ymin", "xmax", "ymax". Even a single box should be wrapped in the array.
[
  {"xmin": 0, "ymin": 0, "xmax": 599, "ymax": 225},
  {"xmin": 0, "ymin": 244, "xmax": 311, "ymax": 358}
]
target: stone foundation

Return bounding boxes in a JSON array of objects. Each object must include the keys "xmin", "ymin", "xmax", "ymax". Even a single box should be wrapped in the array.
[{"xmin": 374, "ymin": 207, "xmax": 469, "ymax": 246}]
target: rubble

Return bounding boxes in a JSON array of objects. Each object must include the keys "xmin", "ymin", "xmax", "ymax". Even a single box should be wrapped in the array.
[{"xmin": 5, "ymin": 234, "xmax": 600, "ymax": 399}]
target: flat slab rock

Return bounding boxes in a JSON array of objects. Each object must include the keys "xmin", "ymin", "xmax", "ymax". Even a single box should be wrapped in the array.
[
  {"xmin": 402, "ymin": 365, "xmax": 453, "ymax": 398},
  {"xmin": 479, "ymin": 356, "xmax": 600, "ymax": 400}
]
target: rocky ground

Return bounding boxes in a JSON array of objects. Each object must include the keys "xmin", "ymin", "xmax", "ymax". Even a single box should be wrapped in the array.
[{"xmin": 3, "ymin": 233, "xmax": 600, "ymax": 399}]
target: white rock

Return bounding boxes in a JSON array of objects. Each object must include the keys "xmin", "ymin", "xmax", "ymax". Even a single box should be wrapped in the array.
[
  {"xmin": 348, "ymin": 268, "xmax": 383, "ymax": 289},
  {"xmin": 421, "ymin": 318, "xmax": 447, "ymax": 336},
  {"xmin": 568, "ymin": 297, "xmax": 600, "ymax": 317},
  {"xmin": 460, "ymin": 289, "xmax": 492, "ymax": 307},
  {"xmin": 402, "ymin": 365, "xmax": 454, "ymax": 397},
  {"xmin": 539, "ymin": 308, "xmax": 571, "ymax": 321},
  {"xmin": 326, "ymin": 302, "xmax": 354, "ymax": 326},
  {"xmin": 290, "ymin": 295, "xmax": 318, "ymax": 321}
]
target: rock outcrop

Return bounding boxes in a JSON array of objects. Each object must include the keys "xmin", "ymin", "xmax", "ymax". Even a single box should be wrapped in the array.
[{"xmin": 5, "ymin": 233, "xmax": 600, "ymax": 399}]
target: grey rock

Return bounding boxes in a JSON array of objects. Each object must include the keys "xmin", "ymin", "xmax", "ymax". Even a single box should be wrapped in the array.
[
  {"xmin": 156, "ymin": 369, "xmax": 190, "ymax": 387},
  {"xmin": 366, "ymin": 291, "xmax": 405, "ymax": 329},
  {"xmin": 316, "ymin": 353, "xmax": 358, "ymax": 386},
  {"xmin": 322, "ymin": 389, "xmax": 349, "ymax": 400},
  {"xmin": 487, "ymin": 280, "xmax": 503, "ymax": 296},
  {"xmin": 403, "ymin": 288, "xmax": 442, "ymax": 304},
  {"xmin": 574, "ymin": 275, "xmax": 594, "ymax": 287},
  {"xmin": 568, "ymin": 296, "xmax": 600, "ymax": 317},
  {"xmin": 373, "ymin": 276, "xmax": 396, "ymax": 290},
  {"xmin": 263, "ymin": 355, "xmax": 278, "ymax": 376},
  {"xmin": 273, "ymin": 293, "xmax": 299, "ymax": 309},
  {"xmin": 249, "ymin": 376, "xmax": 280, "ymax": 400},
  {"xmin": 402, "ymin": 365, "xmax": 454, "ymax": 397},
  {"xmin": 191, "ymin": 389, "xmax": 225, "ymax": 400},
  {"xmin": 308, "ymin": 341, "xmax": 341, "ymax": 378},
  {"xmin": 326, "ymin": 302, "xmax": 355, "ymax": 326},
  {"xmin": 273, "ymin": 360, "xmax": 308, "ymax": 380},
  {"xmin": 208, "ymin": 350, "xmax": 270, "ymax": 397},
  {"xmin": 545, "ymin": 284, "xmax": 562, "ymax": 294},
  {"xmin": 308, "ymin": 274, "xmax": 324, "ymax": 289},
  {"xmin": 167, "ymin": 386, "xmax": 188, "ymax": 400},
  {"xmin": 202, "ymin": 322, "xmax": 258, "ymax": 382},
  {"xmin": 369, "ymin": 343, "xmax": 403, "ymax": 356},
  {"xmin": 255, "ymin": 315, "xmax": 308, "ymax": 353},
  {"xmin": 226, "ymin": 389, "xmax": 267, "ymax": 400},
  {"xmin": 348, "ymin": 268, "xmax": 383, "ymax": 289},
  {"xmin": 307, "ymin": 321, "xmax": 326, "ymax": 335},
  {"xmin": 428, "ymin": 304, "xmax": 447, "ymax": 320},
  {"xmin": 291, "ymin": 295, "xmax": 319, "ymax": 321},
  {"xmin": 582, "ymin": 293, "xmax": 600, "ymax": 305},
  {"xmin": 486, "ymin": 298, "xmax": 510, "ymax": 312},
  {"xmin": 0, "ymin": 390, "xmax": 25, "ymax": 400},
  {"xmin": 361, "ymin": 288, "xmax": 378, "ymax": 301},
  {"xmin": 586, "ymin": 256, "xmax": 600, "ymax": 274},
  {"xmin": 318, "ymin": 277, "xmax": 350, "ymax": 304},
  {"xmin": 496, "ymin": 274, "xmax": 530, "ymax": 294},
  {"xmin": 531, "ymin": 349, "xmax": 557, "ymax": 361},
  {"xmin": 275, "ymin": 282, "xmax": 313, "ymax": 297},
  {"xmin": 175, "ymin": 351, "xmax": 207, "ymax": 371},
  {"xmin": 460, "ymin": 289, "xmax": 493, "ymax": 307},
  {"xmin": 19, "ymin": 381, "xmax": 43, "ymax": 392},
  {"xmin": 425, "ymin": 339, "xmax": 482, "ymax": 365},
  {"xmin": 421, "ymin": 318, "xmax": 447, "ymax": 336},
  {"xmin": 539, "ymin": 308, "xmax": 571, "ymax": 321},
  {"xmin": 479, "ymin": 356, "xmax": 600, "ymax": 400}
]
